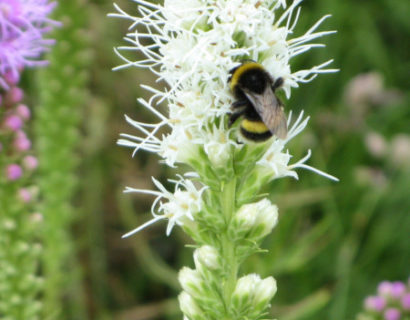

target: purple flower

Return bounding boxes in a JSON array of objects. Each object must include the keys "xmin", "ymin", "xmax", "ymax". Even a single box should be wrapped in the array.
[
  {"xmin": 0, "ymin": 0, "xmax": 59, "ymax": 89},
  {"xmin": 359, "ymin": 280, "xmax": 410, "ymax": 320},
  {"xmin": 7, "ymin": 86, "xmax": 24, "ymax": 103},
  {"xmin": 378, "ymin": 281, "xmax": 393, "ymax": 297},
  {"xmin": 4, "ymin": 114, "xmax": 22, "ymax": 131},
  {"xmin": 18, "ymin": 187, "xmax": 32, "ymax": 203},
  {"xmin": 384, "ymin": 308, "xmax": 401, "ymax": 320},
  {"xmin": 402, "ymin": 293, "xmax": 410, "ymax": 310},
  {"xmin": 13, "ymin": 131, "xmax": 31, "ymax": 151},
  {"xmin": 16, "ymin": 104, "xmax": 30, "ymax": 120},
  {"xmin": 23, "ymin": 155, "xmax": 38, "ymax": 170},
  {"xmin": 391, "ymin": 282, "xmax": 406, "ymax": 299},
  {"xmin": 6, "ymin": 163, "xmax": 22, "ymax": 180},
  {"xmin": 365, "ymin": 295, "xmax": 386, "ymax": 312}
]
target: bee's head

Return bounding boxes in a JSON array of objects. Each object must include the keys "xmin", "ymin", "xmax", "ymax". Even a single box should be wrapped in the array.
[
  {"xmin": 228, "ymin": 61, "xmax": 271, "ymax": 94},
  {"xmin": 238, "ymin": 67, "xmax": 270, "ymax": 94},
  {"xmin": 227, "ymin": 59, "xmax": 256, "ymax": 84}
]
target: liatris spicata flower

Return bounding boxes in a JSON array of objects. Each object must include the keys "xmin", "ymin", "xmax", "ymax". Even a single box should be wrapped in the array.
[
  {"xmin": 0, "ymin": 1, "xmax": 58, "ymax": 318},
  {"xmin": 112, "ymin": 0, "xmax": 337, "ymax": 319},
  {"xmin": 0, "ymin": 0, "xmax": 58, "ymax": 89},
  {"xmin": 357, "ymin": 280, "xmax": 410, "ymax": 320}
]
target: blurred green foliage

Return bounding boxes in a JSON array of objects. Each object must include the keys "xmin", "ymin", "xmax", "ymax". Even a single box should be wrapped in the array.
[
  {"xmin": 35, "ymin": 0, "xmax": 91, "ymax": 318},
  {"xmin": 16, "ymin": 0, "xmax": 410, "ymax": 319}
]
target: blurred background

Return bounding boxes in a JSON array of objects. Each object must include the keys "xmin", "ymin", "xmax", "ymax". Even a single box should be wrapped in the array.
[{"xmin": 4, "ymin": 0, "xmax": 410, "ymax": 319}]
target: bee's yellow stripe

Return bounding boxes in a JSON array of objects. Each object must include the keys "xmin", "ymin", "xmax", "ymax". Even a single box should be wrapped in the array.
[
  {"xmin": 241, "ymin": 119, "xmax": 269, "ymax": 134},
  {"xmin": 230, "ymin": 61, "xmax": 265, "ymax": 91}
]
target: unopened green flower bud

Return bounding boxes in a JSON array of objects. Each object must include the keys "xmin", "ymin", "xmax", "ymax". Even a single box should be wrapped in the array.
[
  {"xmin": 253, "ymin": 276, "xmax": 277, "ymax": 309},
  {"xmin": 178, "ymin": 267, "xmax": 204, "ymax": 298},
  {"xmin": 232, "ymin": 274, "xmax": 277, "ymax": 314},
  {"xmin": 231, "ymin": 199, "xmax": 278, "ymax": 240},
  {"xmin": 232, "ymin": 274, "xmax": 260, "ymax": 309},
  {"xmin": 234, "ymin": 203, "xmax": 257, "ymax": 232},
  {"xmin": 179, "ymin": 291, "xmax": 202, "ymax": 320},
  {"xmin": 194, "ymin": 245, "xmax": 220, "ymax": 271},
  {"xmin": 251, "ymin": 199, "xmax": 278, "ymax": 239}
]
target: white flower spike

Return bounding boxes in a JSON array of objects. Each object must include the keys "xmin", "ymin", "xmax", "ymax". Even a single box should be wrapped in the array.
[{"xmin": 113, "ymin": 1, "xmax": 337, "ymax": 319}]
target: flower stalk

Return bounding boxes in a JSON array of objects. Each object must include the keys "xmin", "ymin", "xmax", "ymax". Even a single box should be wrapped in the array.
[
  {"xmin": 34, "ymin": 0, "xmax": 90, "ymax": 317},
  {"xmin": 220, "ymin": 178, "xmax": 238, "ymax": 310},
  {"xmin": 112, "ymin": 0, "xmax": 337, "ymax": 319}
]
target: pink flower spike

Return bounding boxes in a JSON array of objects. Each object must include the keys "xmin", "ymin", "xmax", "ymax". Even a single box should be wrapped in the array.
[
  {"xmin": 6, "ymin": 164, "xmax": 23, "ymax": 181},
  {"xmin": 401, "ymin": 294, "xmax": 410, "ymax": 310},
  {"xmin": 384, "ymin": 308, "xmax": 401, "ymax": 320},
  {"xmin": 23, "ymin": 155, "xmax": 38, "ymax": 170},
  {"xmin": 4, "ymin": 114, "xmax": 23, "ymax": 131},
  {"xmin": 365, "ymin": 296, "xmax": 386, "ymax": 312},
  {"xmin": 16, "ymin": 104, "xmax": 31, "ymax": 120}
]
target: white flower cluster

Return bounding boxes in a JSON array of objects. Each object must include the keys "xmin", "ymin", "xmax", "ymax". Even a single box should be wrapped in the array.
[
  {"xmin": 122, "ymin": 177, "xmax": 207, "ymax": 237},
  {"xmin": 113, "ymin": 0, "xmax": 336, "ymax": 166},
  {"xmin": 112, "ymin": 0, "xmax": 338, "ymax": 236},
  {"xmin": 256, "ymin": 110, "xmax": 338, "ymax": 181}
]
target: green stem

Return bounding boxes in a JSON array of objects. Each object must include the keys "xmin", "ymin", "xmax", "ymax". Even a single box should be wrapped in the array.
[{"xmin": 220, "ymin": 178, "xmax": 238, "ymax": 317}]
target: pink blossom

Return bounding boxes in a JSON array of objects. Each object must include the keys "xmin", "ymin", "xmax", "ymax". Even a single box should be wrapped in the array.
[
  {"xmin": 391, "ymin": 282, "xmax": 406, "ymax": 299},
  {"xmin": 19, "ymin": 188, "xmax": 32, "ymax": 203},
  {"xmin": 401, "ymin": 294, "xmax": 410, "ymax": 310},
  {"xmin": 6, "ymin": 163, "xmax": 23, "ymax": 180},
  {"xmin": 4, "ymin": 114, "xmax": 22, "ymax": 131},
  {"xmin": 365, "ymin": 296, "xmax": 386, "ymax": 312},
  {"xmin": 14, "ymin": 134, "xmax": 31, "ymax": 151},
  {"xmin": 23, "ymin": 155, "xmax": 38, "ymax": 170},
  {"xmin": 16, "ymin": 104, "xmax": 31, "ymax": 120},
  {"xmin": 378, "ymin": 281, "xmax": 393, "ymax": 297},
  {"xmin": 384, "ymin": 308, "xmax": 401, "ymax": 320}
]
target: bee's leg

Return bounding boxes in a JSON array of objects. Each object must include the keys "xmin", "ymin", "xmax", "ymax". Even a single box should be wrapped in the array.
[
  {"xmin": 231, "ymin": 99, "xmax": 248, "ymax": 110},
  {"xmin": 272, "ymin": 77, "xmax": 284, "ymax": 91}
]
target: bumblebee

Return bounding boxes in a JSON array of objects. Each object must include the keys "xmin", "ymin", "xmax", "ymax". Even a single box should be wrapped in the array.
[{"xmin": 228, "ymin": 61, "xmax": 287, "ymax": 141}]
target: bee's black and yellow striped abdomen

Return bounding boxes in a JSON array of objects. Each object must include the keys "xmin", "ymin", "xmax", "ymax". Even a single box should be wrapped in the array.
[{"xmin": 240, "ymin": 119, "xmax": 272, "ymax": 142}]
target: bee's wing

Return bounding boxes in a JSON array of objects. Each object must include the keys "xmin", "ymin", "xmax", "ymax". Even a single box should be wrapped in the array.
[{"xmin": 243, "ymin": 86, "xmax": 288, "ymax": 139}]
